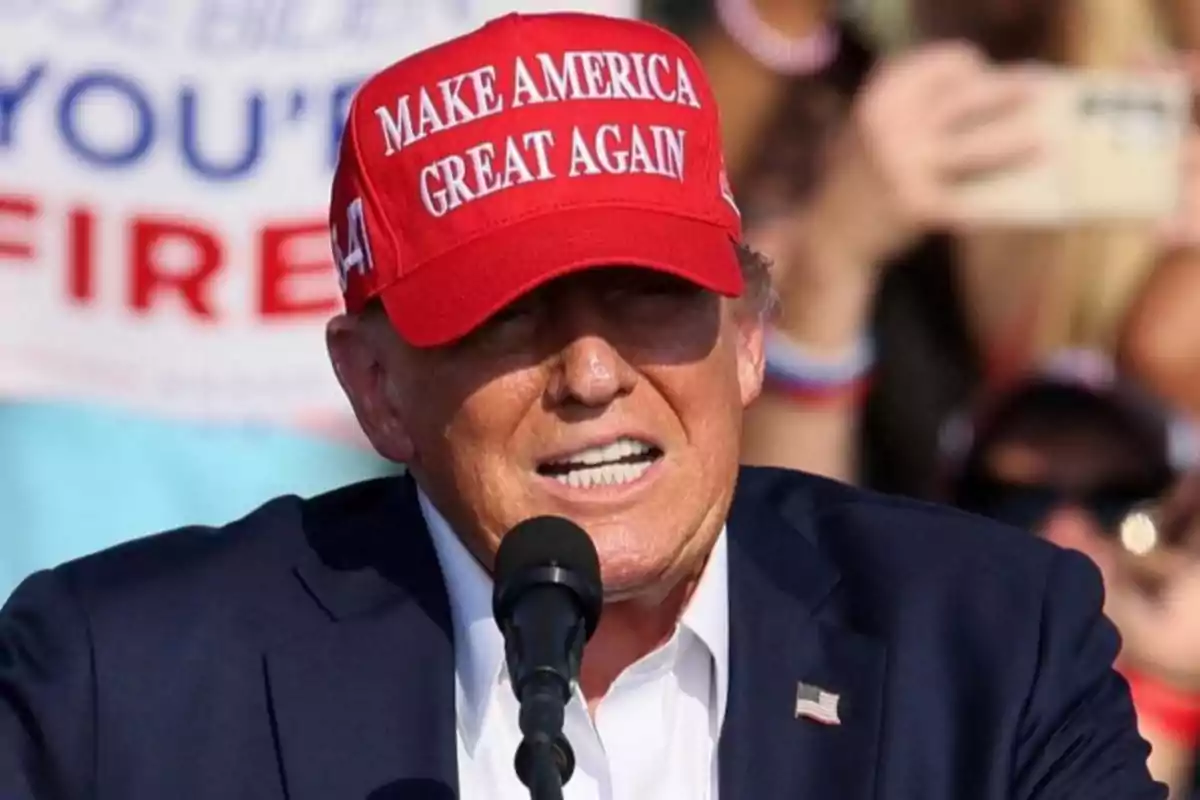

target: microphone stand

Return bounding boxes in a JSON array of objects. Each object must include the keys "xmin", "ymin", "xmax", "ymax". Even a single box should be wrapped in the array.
[
  {"xmin": 495, "ymin": 549, "xmax": 599, "ymax": 800},
  {"xmin": 518, "ymin": 737, "xmax": 566, "ymax": 800},
  {"xmin": 514, "ymin": 675, "xmax": 575, "ymax": 800}
]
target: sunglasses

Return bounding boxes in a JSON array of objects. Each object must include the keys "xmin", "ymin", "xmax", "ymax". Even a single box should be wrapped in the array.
[{"xmin": 956, "ymin": 475, "xmax": 1169, "ymax": 534}]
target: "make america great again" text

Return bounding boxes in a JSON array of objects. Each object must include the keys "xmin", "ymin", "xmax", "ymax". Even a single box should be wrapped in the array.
[{"xmin": 371, "ymin": 50, "xmax": 703, "ymax": 218}]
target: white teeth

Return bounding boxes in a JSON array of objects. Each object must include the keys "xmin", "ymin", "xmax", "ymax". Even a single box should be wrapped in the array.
[
  {"xmin": 552, "ymin": 460, "xmax": 654, "ymax": 489},
  {"xmin": 542, "ymin": 437, "xmax": 659, "ymax": 489},
  {"xmin": 551, "ymin": 437, "xmax": 652, "ymax": 468}
]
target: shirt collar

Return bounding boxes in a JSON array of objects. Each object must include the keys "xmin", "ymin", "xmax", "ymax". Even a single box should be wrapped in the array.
[
  {"xmin": 418, "ymin": 487, "xmax": 730, "ymax": 747},
  {"xmin": 419, "ymin": 489, "xmax": 502, "ymax": 746},
  {"xmin": 681, "ymin": 525, "xmax": 729, "ymax": 730}
]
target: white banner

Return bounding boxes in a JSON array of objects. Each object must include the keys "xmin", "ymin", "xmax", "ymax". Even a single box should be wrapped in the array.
[{"xmin": 0, "ymin": 0, "xmax": 636, "ymax": 436}]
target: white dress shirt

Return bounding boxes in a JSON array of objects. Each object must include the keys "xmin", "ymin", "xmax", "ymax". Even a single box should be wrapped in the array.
[{"xmin": 419, "ymin": 490, "xmax": 728, "ymax": 800}]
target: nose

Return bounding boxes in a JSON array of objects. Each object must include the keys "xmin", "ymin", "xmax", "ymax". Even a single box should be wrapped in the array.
[{"xmin": 544, "ymin": 304, "xmax": 636, "ymax": 410}]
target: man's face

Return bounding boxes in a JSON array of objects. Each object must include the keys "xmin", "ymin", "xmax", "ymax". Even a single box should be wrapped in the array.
[{"xmin": 329, "ymin": 266, "xmax": 764, "ymax": 599}]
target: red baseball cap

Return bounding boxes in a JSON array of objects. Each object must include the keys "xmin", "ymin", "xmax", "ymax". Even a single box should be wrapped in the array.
[{"xmin": 329, "ymin": 11, "xmax": 744, "ymax": 347}]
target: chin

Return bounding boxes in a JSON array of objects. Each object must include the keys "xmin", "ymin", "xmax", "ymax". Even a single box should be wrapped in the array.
[
  {"xmin": 599, "ymin": 575, "xmax": 674, "ymax": 605},
  {"xmin": 594, "ymin": 548, "xmax": 684, "ymax": 604}
]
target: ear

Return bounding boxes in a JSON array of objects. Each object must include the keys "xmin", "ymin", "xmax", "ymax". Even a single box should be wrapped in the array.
[
  {"xmin": 326, "ymin": 313, "xmax": 415, "ymax": 464},
  {"xmin": 733, "ymin": 306, "xmax": 766, "ymax": 408}
]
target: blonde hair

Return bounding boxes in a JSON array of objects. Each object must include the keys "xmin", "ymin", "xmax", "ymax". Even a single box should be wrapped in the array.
[
  {"xmin": 1023, "ymin": 0, "xmax": 1171, "ymax": 356},
  {"xmin": 855, "ymin": 0, "xmax": 1178, "ymax": 367},
  {"xmin": 950, "ymin": 0, "xmax": 1178, "ymax": 383}
]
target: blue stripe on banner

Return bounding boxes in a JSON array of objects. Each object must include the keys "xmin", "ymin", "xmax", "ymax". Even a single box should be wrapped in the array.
[{"xmin": 0, "ymin": 401, "xmax": 396, "ymax": 601}]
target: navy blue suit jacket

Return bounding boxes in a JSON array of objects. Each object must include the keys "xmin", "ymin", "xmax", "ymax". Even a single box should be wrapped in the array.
[{"xmin": 0, "ymin": 467, "xmax": 1164, "ymax": 799}]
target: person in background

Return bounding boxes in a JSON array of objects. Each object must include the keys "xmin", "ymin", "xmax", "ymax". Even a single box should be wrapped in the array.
[
  {"xmin": 945, "ymin": 350, "xmax": 1200, "ymax": 798},
  {"xmin": 1109, "ymin": 470, "xmax": 1200, "ymax": 800},
  {"xmin": 648, "ymin": 0, "xmax": 870, "ymax": 479},
  {"xmin": 945, "ymin": 352, "xmax": 1181, "ymax": 543},
  {"xmin": 675, "ymin": 0, "xmax": 1200, "ymax": 496}
]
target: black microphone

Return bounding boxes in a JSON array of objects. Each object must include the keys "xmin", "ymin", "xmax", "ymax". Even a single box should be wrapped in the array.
[{"xmin": 492, "ymin": 516, "xmax": 602, "ymax": 800}]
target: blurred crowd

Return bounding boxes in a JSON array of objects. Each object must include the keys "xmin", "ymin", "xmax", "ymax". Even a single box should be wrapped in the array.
[
  {"xmin": 648, "ymin": 0, "xmax": 1200, "ymax": 795},
  {"xmin": 6, "ymin": 0, "xmax": 1200, "ymax": 796}
]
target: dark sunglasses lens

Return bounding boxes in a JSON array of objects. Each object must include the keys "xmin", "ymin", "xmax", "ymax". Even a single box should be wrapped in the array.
[
  {"xmin": 1089, "ymin": 497, "xmax": 1135, "ymax": 531},
  {"xmin": 1087, "ymin": 485, "xmax": 1163, "ymax": 532},
  {"xmin": 973, "ymin": 484, "xmax": 1061, "ymax": 532}
]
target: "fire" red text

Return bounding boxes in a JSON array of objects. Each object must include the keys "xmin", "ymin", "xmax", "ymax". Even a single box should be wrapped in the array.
[{"xmin": 0, "ymin": 190, "xmax": 341, "ymax": 322}]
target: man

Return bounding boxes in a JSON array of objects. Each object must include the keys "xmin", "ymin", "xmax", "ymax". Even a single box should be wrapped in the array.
[{"xmin": 0, "ymin": 12, "xmax": 1164, "ymax": 800}]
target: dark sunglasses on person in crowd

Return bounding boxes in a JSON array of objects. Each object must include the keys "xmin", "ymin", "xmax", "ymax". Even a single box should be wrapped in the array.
[{"xmin": 956, "ymin": 475, "xmax": 1171, "ymax": 535}]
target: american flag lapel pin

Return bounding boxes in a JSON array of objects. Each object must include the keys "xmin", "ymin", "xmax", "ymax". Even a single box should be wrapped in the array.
[{"xmin": 795, "ymin": 681, "xmax": 841, "ymax": 725}]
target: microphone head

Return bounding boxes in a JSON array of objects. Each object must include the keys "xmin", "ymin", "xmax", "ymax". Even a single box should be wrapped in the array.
[{"xmin": 493, "ymin": 516, "xmax": 602, "ymax": 639}]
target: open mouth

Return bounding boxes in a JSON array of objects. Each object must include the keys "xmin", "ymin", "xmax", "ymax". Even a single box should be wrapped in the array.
[{"xmin": 536, "ymin": 437, "xmax": 664, "ymax": 489}]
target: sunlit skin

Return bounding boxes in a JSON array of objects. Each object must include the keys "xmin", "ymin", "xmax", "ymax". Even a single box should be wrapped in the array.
[
  {"xmin": 1168, "ymin": 0, "xmax": 1200, "ymax": 50},
  {"xmin": 327, "ymin": 265, "xmax": 764, "ymax": 704}
]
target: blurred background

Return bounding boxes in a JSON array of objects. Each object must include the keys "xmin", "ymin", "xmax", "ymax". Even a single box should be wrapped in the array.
[{"xmin": 4, "ymin": 0, "xmax": 1200, "ymax": 795}]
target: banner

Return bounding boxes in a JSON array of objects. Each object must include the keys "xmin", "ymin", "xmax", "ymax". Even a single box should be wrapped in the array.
[{"xmin": 0, "ymin": 0, "xmax": 636, "ymax": 433}]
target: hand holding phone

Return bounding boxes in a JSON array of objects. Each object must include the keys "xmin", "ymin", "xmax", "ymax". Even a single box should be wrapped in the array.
[{"xmin": 950, "ymin": 67, "xmax": 1192, "ymax": 224}]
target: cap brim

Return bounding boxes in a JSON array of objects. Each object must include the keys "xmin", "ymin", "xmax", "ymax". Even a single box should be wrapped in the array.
[{"xmin": 378, "ymin": 206, "xmax": 743, "ymax": 347}]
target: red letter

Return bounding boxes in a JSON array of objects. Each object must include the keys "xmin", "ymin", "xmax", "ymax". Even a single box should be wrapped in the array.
[
  {"xmin": 129, "ymin": 217, "xmax": 223, "ymax": 319},
  {"xmin": 67, "ymin": 206, "xmax": 96, "ymax": 303},
  {"xmin": 258, "ymin": 219, "xmax": 340, "ymax": 318},
  {"xmin": 0, "ymin": 193, "xmax": 38, "ymax": 261}
]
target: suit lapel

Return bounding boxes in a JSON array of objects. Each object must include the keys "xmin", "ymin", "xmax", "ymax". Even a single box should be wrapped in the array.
[
  {"xmin": 266, "ymin": 477, "xmax": 459, "ymax": 800},
  {"xmin": 720, "ymin": 473, "xmax": 888, "ymax": 800}
]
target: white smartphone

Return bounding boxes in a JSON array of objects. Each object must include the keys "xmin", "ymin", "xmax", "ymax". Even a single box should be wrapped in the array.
[{"xmin": 950, "ymin": 67, "xmax": 1191, "ymax": 225}]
